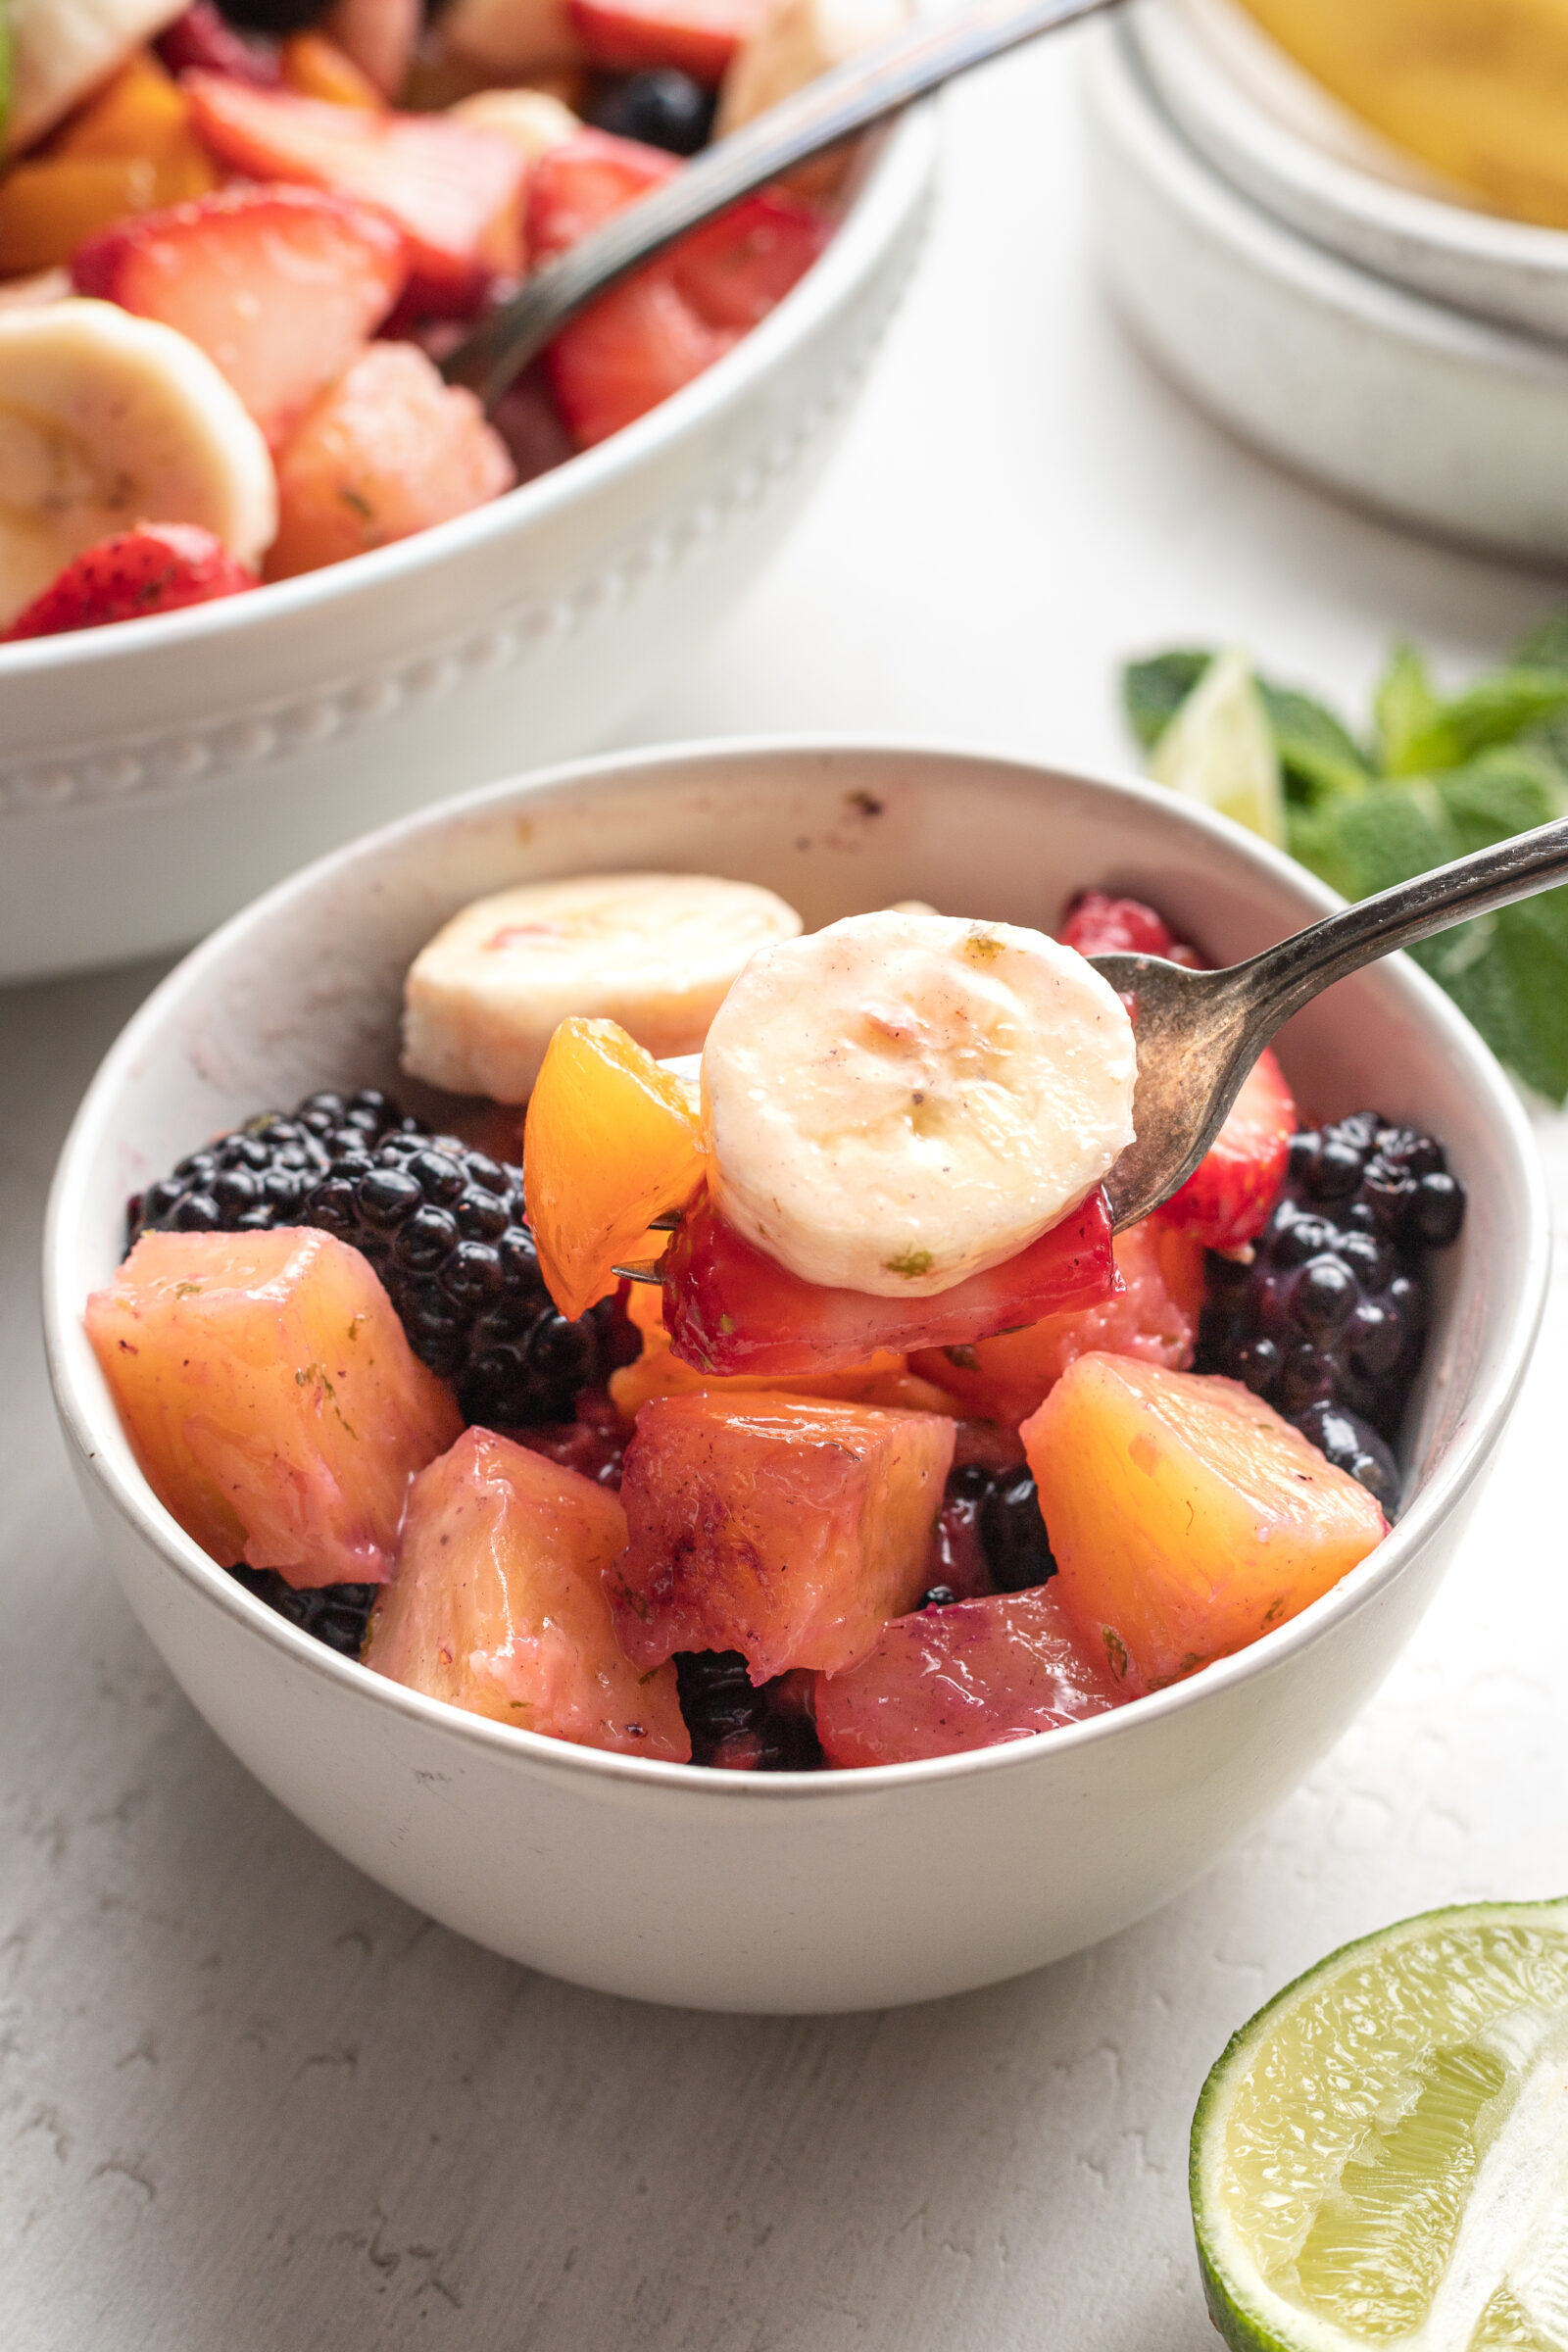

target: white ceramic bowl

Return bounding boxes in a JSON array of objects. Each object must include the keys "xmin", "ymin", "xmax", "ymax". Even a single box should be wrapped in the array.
[
  {"xmin": 1085, "ymin": 23, "xmax": 1568, "ymax": 565},
  {"xmin": 1133, "ymin": 0, "xmax": 1568, "ymax": 346},
  {"xmin": 44, "ymin": 741, "xmax": 1546, "ymax": 2014},
  {"xmin": 0, "ymin": 114, "xmax": 935, "ymax": 987}
]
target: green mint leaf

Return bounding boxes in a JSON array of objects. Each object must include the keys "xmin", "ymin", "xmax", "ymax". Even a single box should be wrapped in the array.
[
  {"xmin": 1409, "ymin": 670, "xmax": 1568, "ymax": 772},
  {"xmin": 1123, "ymin": 652, "xmax": 1210, "ymax": 752},
  {"xmin": 1512, "ymin": 612, "xmax": 1568, "ymax": 672},
  {"xmin": 1257, "ymin": 679, "xmax": 1374, "ymax": 808},
  {"xmin": 1375, "ymin": 642, "xmax": 1444, "ymax": 775},
  {"xmin": 1414, "ymin": 899, "xmax": 1568, "ymax": 1103},
  {"xmin": 1288, "ymin": 778, "xmax": 1456, "ymax": 905},
  {"xmin": 1433, "ymin": 745, "xmax": 1566, "ymax": 854}
]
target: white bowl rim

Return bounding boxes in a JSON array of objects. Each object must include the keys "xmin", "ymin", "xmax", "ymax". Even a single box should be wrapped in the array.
[
  {"xmin": 43, "ymin": 734, "xmax": 1551, "ymax": 1804},
  {"xmin": 0, "ymin": 105, "xmax": 938, "ymax": 682},
  {"xmin": 1098, "ymin": 20, "xmax": 1568, "ymax": 382},
  {"xmin": 1134, "ymin": 1, "xmax": 1568, "ymax": 275}
]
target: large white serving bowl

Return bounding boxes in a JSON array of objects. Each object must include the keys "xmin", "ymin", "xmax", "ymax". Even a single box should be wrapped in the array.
[
  {"xmin": 0, "ymin": 113, "xmax": 935, "ymax": 987},
  {"xmin": 44, "ymin": 742, "xmax": 1546, "ymax": 2014},
  {"xmin": 1085, "ymin": 23, "xmax": 1568, "ymax": 565},
  {"xmin": 1133, "ymin": 0, "xmax": 1568, "ymax": 346}
]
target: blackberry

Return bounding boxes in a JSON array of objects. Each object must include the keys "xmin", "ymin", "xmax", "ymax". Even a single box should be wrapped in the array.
[
  {"xmin": 229, "ymin": 1568, "xmax": 376, "ymax": 1657},
  {"xmin": 674, "ymin": 1651, "xmax": 824, "ymax": 1772},
  {"xmin": 1197, "ymin": 1111, "xmax": 1465, "ymax": 1467},
  {"xmin": 129, "ymin": 1087, "xmax": 612, "ymax": 1426},
  {"xmin": 587, "ymin": 68, "xmax": 715, "ymax": 154},
  {"xmin": 1293, "ymin": 1403, "xmax": 1400, "ymax": 1515}
]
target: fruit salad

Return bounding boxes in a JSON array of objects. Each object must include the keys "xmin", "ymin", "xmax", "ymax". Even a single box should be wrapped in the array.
[
  {"xmin": 86, "ymin": 876, "xmax": 1465, "ymax": 1772},
  {"xmin": 0, "ymin": 0, "xmax": 896, "ymax": 638}
]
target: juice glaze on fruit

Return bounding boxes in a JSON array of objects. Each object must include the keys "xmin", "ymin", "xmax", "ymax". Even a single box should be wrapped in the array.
[{"xmin": 90, "ymin": 885, "xmax": 1465, "ymax": 1771}]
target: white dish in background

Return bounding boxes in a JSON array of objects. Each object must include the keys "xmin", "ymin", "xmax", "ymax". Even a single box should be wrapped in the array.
[
  {"xmin": 1132, "ymin": 0, "xmax": 1568, "ymax": 346},
  {"xmin": 44, "ymin": 740, "xmax": 1546, "ymax": 2014},
  {"xmin": 0, "ymin": 114, "xmax": 935, "ymax": 987},
  {"xmin": 1086, "ymin": 23, "xmax": 1568, "ymax": 566}
]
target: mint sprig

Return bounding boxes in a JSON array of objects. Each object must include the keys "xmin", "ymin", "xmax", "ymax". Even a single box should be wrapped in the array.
[{"xmin": 1121, "ymin": 626, "xmax": 1568, "ymax": 1103}]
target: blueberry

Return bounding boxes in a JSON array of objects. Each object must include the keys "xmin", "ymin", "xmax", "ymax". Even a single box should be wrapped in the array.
[
  {"xmin": 588, "ymin": 68, "xmax": 715, "ymax": 155},
  {"xmin": 920, "ymin": 1586, "xmax": 958, "ymax": 1610}
]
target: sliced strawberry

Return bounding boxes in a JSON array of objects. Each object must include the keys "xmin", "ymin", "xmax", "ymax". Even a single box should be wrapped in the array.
[
  {"xmin": 183, "ymin": 73, "xmax": 528, "ymax": 311},
  {"xmin": 157, "ymin": 2, "xmax": 283, "ymax": 86},
  {"xmin": 530, "ymin": 129, "xmax": 826, "ymax": 447},
  {"xmin": 669, "ymin": 189, "xmax": 830, "ymax": 327},
  {"xmin": 1157, "ymin": 1048, "xmax": 1298, "ymax": 1252},
  {"xmin": 1060, "ymin": 891, "xmax": 1180, "ymax": 960},
  {"xmin": 568, "ymin": 0, "xmax": 764, "ymax": 82},
  {"xmin": 73, "ymin": 185, "xmax": 409, "ymax": 452},
  {"xmin": 3, "ymin": 525, "xmax": 255, "ymax": 641},
  {"xmin": 528, "ymin": 125, "xmax": 679, "ymax": 261},
  {"xmin": 547, "ymin": 270, "xmax": 734, "ymax": 447},
  {"xmin": 662, "ymin": 1191, "xmax": 1119, "ymax": 1380},
  {"xmin": 267, "ymin": 339, "xmax": 514, "ymax": 579}
]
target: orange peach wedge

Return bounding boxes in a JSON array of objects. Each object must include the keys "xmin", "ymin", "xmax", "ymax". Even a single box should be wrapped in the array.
[{"xmin": 523, "ymin": 1013, "xmax": 706, "ymax": 1319}]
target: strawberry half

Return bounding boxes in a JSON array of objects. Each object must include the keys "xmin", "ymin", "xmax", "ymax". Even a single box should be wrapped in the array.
[
  {"xmin": 669, "ymin": 190, "xmax": 831, "ymax": 327},
  {"xmin": 74, "ymin": 185, "xmax": 409, "ymax": 452},
  {"xmin": 157, "ymin": 2, "xmax": 282, "ymax": 86},
  {"xmin": 3, "ymin": 524, "xmax": 256, "ymax": 640},
  {"xmin": 662, "ymin": 1191, "xmax": 1119, "ymax": 1380},
  {"xmin": 568, "ymin": 0, "xmax": 765, "ymax": 82},
  {"xmin": 183, "ymin": 74, "xmax": 529, "ymax": 311},
  {"xmin": 530, "ymin": 128, "xmax": 827, "ymax": 448},
  {"xmin": 1157, "ymin": 1048, "xmax": 1298, "ymax": 1252}
]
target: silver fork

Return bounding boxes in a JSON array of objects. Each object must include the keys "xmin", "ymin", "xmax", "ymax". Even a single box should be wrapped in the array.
[
  {"xmin": 1095, "ymin": 812, "xmax": 1568, "ymax": 1232},
  {"xmin": 441, "ymin": 0, "xmax": 1128, "ymax": 409},
  {"xmin": 615, "ymin": 814, "xmax": 1568, "ymax": 1279}
]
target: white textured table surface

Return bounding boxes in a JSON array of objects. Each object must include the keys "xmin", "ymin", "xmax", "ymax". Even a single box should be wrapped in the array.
[{"xmin": 5, "ymin": 32, "xmax": 1567, "ymax": 2351}]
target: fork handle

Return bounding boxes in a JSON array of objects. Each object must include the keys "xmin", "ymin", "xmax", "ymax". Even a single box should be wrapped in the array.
[
  {"xmin": 1243, "ymin": 812, "xmax": 1568, "ymax": 1034},
  {"xmin": 442, "ymin": 0, "xmax": 1126, "ymax": 407}
]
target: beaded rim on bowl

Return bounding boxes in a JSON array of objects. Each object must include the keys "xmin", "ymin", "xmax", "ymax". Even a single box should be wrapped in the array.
[{"xmin": 0, "ymin": 108, "xmax": 936, "ymax": 819}]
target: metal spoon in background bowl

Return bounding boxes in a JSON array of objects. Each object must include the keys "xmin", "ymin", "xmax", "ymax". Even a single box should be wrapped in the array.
[
  {"xmin": 616, "ymin": 814, "xmax": 1568, "ymax": 1278},
  {"xmin": 442, "ymin": 0, "xmax": 1129, "ymax": 409}
]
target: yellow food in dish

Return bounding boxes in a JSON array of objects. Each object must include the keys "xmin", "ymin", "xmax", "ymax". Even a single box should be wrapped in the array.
[{"xmin": 1241, "ymin": 0, "xmax": 1568, "ymax": 228}]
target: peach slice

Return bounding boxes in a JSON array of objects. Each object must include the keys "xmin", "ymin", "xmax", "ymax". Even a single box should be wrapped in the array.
[
  {"xmin": 523, "ymin": 1014, "xmax": 705, "ymax": 1321},
  {"xmin": 367, "ymin": 1428, "xmax": 689, "ymax": 1758},
  {"xmin": 608, "ymin": 1392, "xmax": 956, "ymax": 1682},
  {"xmin": 1022, "ymin": 1355, "xmax": 1387, "ymax": 1694},
  {"xmin": 86, "ymin": 1226, "xmax": 461, "ymax": 1587}
]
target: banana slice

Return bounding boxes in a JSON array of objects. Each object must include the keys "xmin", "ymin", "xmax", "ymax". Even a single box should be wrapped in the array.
[
  {"xmin": 716, "ymin": 0, "xmax": 907, "ymax": 138},
  {"xmin": 8, "ymin": 0, "xmax": 190, "ymax": 155},
  {"xmin": 0, "ymin": 300, "xmax": 277, "ymax": 626},
  {"xmin": 403, "ymin": 872, "xmax": 804, "ymax": 1103},
  {"xmin": 701, "ymin": 909, "xmax": 1137, "ymax": 1298}
]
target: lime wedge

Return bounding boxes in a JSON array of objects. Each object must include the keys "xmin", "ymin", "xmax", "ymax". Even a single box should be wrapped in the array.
[
  {"xmin": 1192, "ymin": 1900, "xmax": 1568, "ymax": 2351},
  {"xmin": 1151, "ymin": 645, "xmax": 1288, "ymax": 848}
]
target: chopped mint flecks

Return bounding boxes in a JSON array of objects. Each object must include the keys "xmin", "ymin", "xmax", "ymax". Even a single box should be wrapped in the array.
[{"xmin": 1120, "ymin": 618, "xmax": 1568, "ymax": 1103}]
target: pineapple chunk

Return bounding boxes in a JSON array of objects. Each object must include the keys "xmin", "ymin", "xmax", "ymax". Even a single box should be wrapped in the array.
[
  {"xmin": 1023, "ymin": 1354, "xmax": 1387, "ymax": 1694},
  {"xmin": 608, "ymin": 1392, "xmax": 956, "ymax": 1683},
  {"xmin": 86, "ymin": 1227, "xmax": 461, "ymax": 1587},
  {"xmin": 368, "ymin": 1428, "xmax": 689, "ymax": 1759}
]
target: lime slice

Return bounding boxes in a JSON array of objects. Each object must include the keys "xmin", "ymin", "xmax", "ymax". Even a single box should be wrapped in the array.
[
  {"xmin": 1193, "ymin": 1900, "xmax": 1568, "ymax": 2351},
  {"xmin": 1151, "ymin": 645, "xmax": 1288, "ymax": 848}
]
